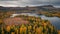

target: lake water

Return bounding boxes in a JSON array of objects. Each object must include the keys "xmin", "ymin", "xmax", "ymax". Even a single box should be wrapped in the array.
[
  {"xmin": 40, "ymin": 15, "xmax": 60, "ymax": 30},
  {"xmin": 11, "ymin": 13, "xmax": 60, "ymax": 30}
]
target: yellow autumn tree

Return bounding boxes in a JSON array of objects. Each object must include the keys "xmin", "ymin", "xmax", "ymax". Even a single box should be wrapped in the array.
[
  {"xmin": 20, "ymin": 24, "xmax": 27, "ymax": 34},
  {"xmin": 6, "ymin": 26, "xmax": 11, "ymax": 32},
  {"xmin": 11, "ymin": 32, "xmax": 15, "ymax": 34}
]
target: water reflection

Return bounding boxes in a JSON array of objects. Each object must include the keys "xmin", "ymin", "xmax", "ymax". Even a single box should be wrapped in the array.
[{"xmin": 40, "ymin": 15, "xmax": 60, "ymax": 30}]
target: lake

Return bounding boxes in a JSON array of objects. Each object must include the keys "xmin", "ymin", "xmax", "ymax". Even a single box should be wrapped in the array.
[
  {"xmin": 40, "ymin": 15, "xmax": 60, "ymax": 30},
  {"xmin": 11, "ymin": 13, "xmax": 60, "ymax": 30}
]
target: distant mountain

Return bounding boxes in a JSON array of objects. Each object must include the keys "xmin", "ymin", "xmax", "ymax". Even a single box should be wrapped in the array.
[
  {"xmin": 36, "ymin": 5, "xmax": 56, "ymax": 11},
  {"xmin": 0, "ymin": 5, "xmax": 60, "ymax": 11}
]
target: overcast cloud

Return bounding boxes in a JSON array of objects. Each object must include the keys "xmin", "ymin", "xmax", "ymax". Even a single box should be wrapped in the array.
[{"xmin": 0, "ymin": 0, "xmax": 60, "ymax": 7}]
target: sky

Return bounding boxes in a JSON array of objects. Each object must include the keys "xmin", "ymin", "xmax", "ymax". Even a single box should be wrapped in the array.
[{"xmin": 0, "ymin": 0, "xmax": 60, "ymax": 8}]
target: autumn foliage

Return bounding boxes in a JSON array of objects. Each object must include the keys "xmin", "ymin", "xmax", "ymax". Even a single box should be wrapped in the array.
[{"xmin": 0, "ymin": 15, "xmax": 58, "ymax": 34}]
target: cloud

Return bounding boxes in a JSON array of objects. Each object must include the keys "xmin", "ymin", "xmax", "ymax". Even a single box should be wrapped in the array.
[
  {"xmin": 0, "ymin": 0, "xmax": 17, "ymax": 1},
  {"xmin": 0, "ymin": 0, "xmax": 60, "ymax": 7}
]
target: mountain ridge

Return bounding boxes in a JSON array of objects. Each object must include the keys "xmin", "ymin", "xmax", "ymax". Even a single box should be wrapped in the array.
[{"xmin": 0, "ymin": 5, "xmax": 60, "ymax": 11}]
